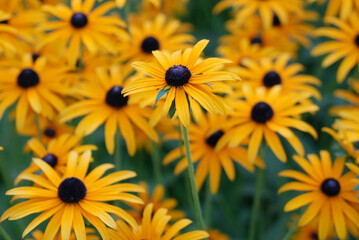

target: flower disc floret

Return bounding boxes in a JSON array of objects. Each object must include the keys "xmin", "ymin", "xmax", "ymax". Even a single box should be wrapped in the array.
[
  {"xmin": 251, "ymin": 102, "xmax": 274, "ymax": 123},
  {"xmin": 17, "ymin": 69, "xmax": 40, "ymax": 89},
  {"xmin": 42, "ymin": 154, "xmax": 58, "ymax": 168},
  {"xmin": 165, "ymin": 65, "xmax": 192, "ymax": 86},
  {"xmin": 58, "ymin": 177, "xmax": 87, "ymax": 203},
  {"xmin": 263, "ymin": 71, "xmax": 282, "ymax": 87},
  {"xmin": 44, "ymin": 128, "xmax": 56, "ymax": 138},
  {"xmin": 250, "ymin": 36, "xmax": 262, "ymax": 45},
  {"xmin": 70, "ymin": 12, "xmax": 88, "ymax": 28},
  {"xmin": 321, "ymin": 178, "xmax": 341, "ymax": 196},
  {"xmin": 105, "ymin": 86, "xmax": 128, "ymax": 108},
  {"xmin": 206, "ymin": 130, "xmax": 224, "ymax": 148},
  {"xmin": 141, "ymin": 36, "xmax": 160, "ymax": 53}
]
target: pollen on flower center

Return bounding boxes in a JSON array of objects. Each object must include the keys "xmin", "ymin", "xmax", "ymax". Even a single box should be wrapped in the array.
[
  {"xmin": 165, "ymin": 65, "xmax": 192, "ymax": 86},
  {"xmin": 44, "ymin": 128, "xmax": 56, "ymax": 138},
  {"xmin": 105, "ymin": 86, "xmax": 129, "ymax": 108},
  {"xmin": 42, "ymin": 153, "xmax": 58, "ymax": 168},
  {"xmin": 251, "ymin": 102, "xmax": 274, "ymax": 123},
  {"xmin": 71, "ymin": 12, "xmax": 88, "ymax": 28},
  {"xmin": 206, "ymin": 130, "xmax": 224, "ymax": 148},
  {"xmin": 263, "ymin": 71, "xmax": 282, "ymax": 87},
  {"xmin": 58, "ymin": 177, "xmax": 87, "ymax": 203},
  {"xmin": 354, "ymin": 34, "xmax": 359, "ymax": 47},
  {"xmin": 273, "ymin": 14, "xmax": 281, "ymax": 27},
  {"xmin": 250, "ymin": 36, "xmax": 262, "ymax": 45},
  {"xmin": 141, "ymin": 36, "xmax": 160, "ymax": 53},
  {"xmin": 17, "ymin": 68, "xmax": 40, "ymax": 89},
  {"xmin": 321, "ymin": 178, "xmax": 340, "ymax": 196}
]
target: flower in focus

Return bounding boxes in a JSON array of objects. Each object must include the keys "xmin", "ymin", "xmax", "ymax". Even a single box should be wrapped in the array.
[
  {"xmin": 60, "ymin": 65, "xmax": 158, "ymax": 155},
  {"xmin": 0, "ymin": 53, "xmax": 72, "ymax": 131},
  {"xmin": 164, "ymin": 114, "xmax": 265, "ymax": 193},
  {"xmin": 123, "ymin": 39, "xmax": 239, "ymax": 127},
  {"xmin": 214, "ymin": 0, "xmax": 304, "ymax": 30},
  {"xmin": 15, "ymin": 133, "xmax": 96, "ymax": 184},
  {"xmin": 279, "ymin": 150, "xmax": 359, "ymax": 240},
  {"xmin": 1, "ymin": 150, "xmax": 144, "ymax": 240},
  {"xmin": 38, "ymin": 0, "xmax": 126, "ymax": 66},
  {"xmin": 233, "ymin": 54, "xmax": 321, "ymax": 99},
  {"xmin": 127, "ymin": 182, "xmax": 185, "ymax": 223},
  {"xmin": 117, "ymin": 14, "xmax": 195, "ymax": 63},
  {"xmin": 312, "ymin": 13, "xmax": 359, "ymax": 83},
  {"xmin": 108, "ymin": 203, "xmax": 209, "ymax": 240}
]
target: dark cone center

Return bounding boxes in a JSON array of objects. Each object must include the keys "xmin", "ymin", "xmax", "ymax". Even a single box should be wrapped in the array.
[
  {"xmin": 58, "ymin": 177, "xmax": 87, "ymax": 203},
  {"xmin": 206, "ymin": 130, "xmax": 224, "ymax": 148},
  {"xmin": 44, "ymin": 128, "xmax": 56, "ymax": 138},
  {"xmin": 321, "ymin": 178, "xmax": 340, "ymax": 196},
  {"xmin": 251, "ymin": 102, "xmax": 274, "ymax": 123},
  {"xmin": 273, "ymin": 14, "xmax": 281, "ymax": 26},
  {"xmin": 71, "ymin": 12, "xmax": 88, "ymax": 28},
  {"xmin": 141, "ymin": 36, "xmax": 160, "ymax": 54},
  {"xmin": 263, "ymin": 71, "xmax": 282, "ymax": 87},
  {"xmin": 105, "ymin": 86, "xmax": 128, "ymax": 108},
  {"xmin": 355, "ymin": 34, "xmax": 359, "ymax": 47},
  {"xmin": 0, "ymin": 20, "xmax": 8, "ymax": 24},
  {"xmin": 42, "ymin": 153, "xmax": 58, "ymax": 168},
  {"xmin": 250, "ymin": 36, "xmax": 262, "ymax": 45},
  {"xmin": 165, "ymin": 65, "xmax": 191, "ymax": 86},
  {"xmin": 311, "ymin": 233, "xmax": 319, "ymax": 239},
  {"xmin": 32, "ymin": 53, "xmax": 40, "ymax": 62},
  {"xmin": 17, "ymin": 68, "xmax": 40, "ymax": 89}
]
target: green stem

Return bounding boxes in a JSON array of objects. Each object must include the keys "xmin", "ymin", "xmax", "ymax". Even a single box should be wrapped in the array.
[
  {"xmin": 181, "ymin": 124, "xmax": 206, "ymax": 230},
  {"xmin": 204, "ymin": 179, "xmax": 212, "ymax": 227},
  {"xmin": 282, "ymin": 211, "xmax": 304, "ymax": 240},
  {"xmin": 0, "ymin": 224, "xmax": 11, "ymax": 240},
  {"xmin": 115, "ymin": 130, "xmax": 122, "ymax": 171},
  {"xmin": 35, "ymin": 114, "xmax": 43, "ymax": 144},
  {"xmin": 150, "ymin": 140, "xmax": 162, "ymax": 184},
  {"xmin": 248, "ymin": 167, "xmax": 265, "ymax": 240}
]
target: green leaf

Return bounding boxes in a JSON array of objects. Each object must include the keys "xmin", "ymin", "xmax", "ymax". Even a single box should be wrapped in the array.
[
  {"xmin": 154, "ymin": 86, "xmax": 171, "ymax": 107},
  {"xmin": 169, "ymin": 99, "xmax": 176, "ymax": 119}
]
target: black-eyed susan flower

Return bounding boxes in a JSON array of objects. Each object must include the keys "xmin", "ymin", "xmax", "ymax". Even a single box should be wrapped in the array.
[
  {"xmin": 38, "ymin": 0, "xmax": 126, "ymax": 66},
  {"xmin": 216, "ymin": 84, "xmax": 318, "ymax": 163},
  {"xmin": 233, "ymin": 54, "xmax": 321, "ymax": 99},
  {"xmin": 208, "ymin": 229, "xmax": 230, "ymax": 240},
  {"xmin": 279, "ymin": 151, "xmax": 359, "ymax": 240},
  {"xmin": 312, "ymin": 13, "xmax": 359, "ymax": 83},
  {"xmin": 140, "ymin": 0, "xmax": 188, "ymax": 16},
  {"xmin": 164, "ymin": 114, "xmax": 265, "ymax": 193},
  {"xmin": 214, "ymin": 0, "xmax": 304, "ymax": 30},
  {"xmin": 26, "ymin": 228, "xmax": 99, "ymax": 240},
  {"xmin": 0, "ymin": 53, "xmax": 72, "ymax": 131},
  {"xmin": 116, "ymin": 14, "xmax": 194, "ymax": 63},
  {"xmin": 1, "ymin": 150, "xmax": 144, "ymax": 240},
  {"xmin": 60, "ymin": 65, "xmax": 158, "ymax": 155},
  {"xmin": 310, "ymin": 0, "xmax": 359, "ymax": 20},
  {"xmin": 291, "ymin": 219, "xmax": 334, "ymax": 240},
  {"xmin": 127, "ymin": 182, "xmax": 185, "ymax": 223},
  {"xmin": 123, "ymin": 39, "xmax": 239, "ymax": 127},
  {"xmin": 329, "ymin": 110, "xmax": 359, "ymax": 145},
  {"xmin": 15, "ymin": 133, "xmax": 96, "ymax": 184},
  {"xmin": 109, "ymin": 203, "xmax": 209, "ymax": 240},
  {"xmin": 330, "ymin": 79, "xmax": 359, "ymax": 115}
]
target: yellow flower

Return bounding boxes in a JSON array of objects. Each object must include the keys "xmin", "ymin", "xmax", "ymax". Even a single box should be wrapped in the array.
[
  {"xmin": 60, "ymin": 65, "xmax": 158, "ymax": 155},
  {"xmin": 15, "ymin": 133, "xmax": 97, "ymax": 185},
  {"xmin": 26, "ymin": 228, "xmax": 99, "ymax": 240},
  {"xmin": 279, "ymin": 151, "xmax": 359, "ymax": 240},
  {"xmin": 123, "ymin": 39, "xmax": 239, "ymax": 127},
  {"xmin": 116, "ymin": 14, "xmax": 195, "ymax": 63},
  {"xmin": 310, "ymin": 0, "xmax": 359, "ymax": 20},
  {"xmin": 38, "ymin": 0, "xmax": 126, "ymax": 66},
  {"xmin": 214, "ymin": 0, "xmax": 304, "ymax": 30},
  {"xmin": 109, "ymin": 203, "xmax": 209, "ymax": 240},
  {"xmin": 164, "ymin": 114, "xmax": 265, "ymax": 193},
  {"xmin": 1, "ymin": 150, "xmax": 144, "ymax": 239},
  {"xmin": 208, "ymin": 229, "xmax": 231, "ymax": 240},
  {"xmin": 140, "ymin": 0, "xmax": 189, "ymax": 16},
  {"xmin": 312, "ymin": 13, "xmax": 359, "ymax": 83},
  {"xmin": 127, "ymin": 182, "xmax": 185, "ymax": 223},
  {"xmin": 233, "ymin": 54, "xmax": 321, "ymax": 99},
  {"xmin": 331, "ymin": 78, "xmax": 359, "ymax": 114},
  {"xmin": 216, "ymin": 84, "xmax": 318, "ymax": 163},
  {"xmin": 0, "ymin": 53, "xmax": 72, "ymax": 131}
]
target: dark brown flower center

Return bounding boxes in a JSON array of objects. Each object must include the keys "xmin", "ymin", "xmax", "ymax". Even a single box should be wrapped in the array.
[
  {"xmin": 141, "ymin": 36, "xmax": 160, "ymax": 53},
  {"xmin": 58, "ymin": 177, "xmax": 87, "ymax": 203},
  {"xmin": 42, "ymin": 153, "xmax": 58, "ymax": 168},
  {"xmin": 273, "ymin": 14, "xmax": 281, "ymax": 27},
  {"xmin": 206, "ymin": 130, "xmax": 224, "ymax": 148},
  {"xmin": 321, "ymin": 178, "xmax": 340, "ymax": 196},
  {"xmin": 251, "ymin": 102, "xmax": 274, "ymax": 123},
  {"xmin": 165, "ymin": 65, "xmax": 191, "ymax": 86},
  {"xmin": 250, "ymin": 36, "xmax": 262, "ymax": 45},
  {"xmin": 354, "ymin": 34, "xmax": 359, "ymax": 47},
  {"xmin": 44, "ymin": 128, "xmax": 56, "ymax": 138},
  {"xmin": 263, "ymin": 71, "xmax": 281, "ymax": 87},
  {"xmin": 105, "ymin": 86, "xmax": 128, "ymax": 108},
  {"xmin": 17, "ymin": 68, "xmax": 40, "ymax": 89},
  {"xmin": 71, "ymin": 12, "xmax": 88, "ymax": 28}
]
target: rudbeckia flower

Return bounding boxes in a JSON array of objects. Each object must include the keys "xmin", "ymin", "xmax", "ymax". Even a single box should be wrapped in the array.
[
  {"xmin": 233, "ymin": 54, "xmax": 321, "ymax": 99},
  {"xmin": 1, "ymin": 150, "xmax": 144, "ymax": 240},
  {"xmin": 38, "ymin": 0, "xmax": 126, "ymax": 66},
  {"xmin": 60, "ymin": 65, "xmax": 158, "ymax": 155},
  {"xmin": 216, "ymin": 84, "xmax": 318, "ymax": 163},
  {"xmin": 164, "ymin": 114, "xmax": 265, "ymax": 193},
  {"xmin": 127, "ymin": 182, "xmax": 185, "ymax": 223},
  {"xmin": 310, "ymin": 0, "xmax": 359, "ymax": 20},
  {"xmin": 26, "ymin": 228, "xmax": 98, "ymax": 240},
  {"xmin": 208, "ymin": 229, "xmax": 230, "ymax": 240},
  {"xmin": 279, "ymin": 151, "xmax": 359, "ymax": 240},
  {"xmin": 331, "ymin": 78, "xmax": 359, "ymax": 114},
  {"xmin": 0, "ymin": 53, "xmax": 72, "ymax": 131},
  {"xmin": 329, "ymin": 109, "xmax": 359, "ymax": 145},
  {"xmin": 109, "ymin": 203, "xmax": 209, "ymax": 240},
  {"xmin": 140, "ymin": 0, "xmax": 188, "ymax": 16},
  {"xmin": 123, "ymin": 39, "xmax": 239, "ymax": 127},
  {"xmin": 214, "ymin": 0, "xmax": 303, "ymax": 30},
  {"xmin": 312, "ymin": 13, "xmax": 359, "ymax": 83},
  {"xmin": 116, "ymin": 14, "xmax": 195, "ymax": 63},
  {"xmin": 15, "ymin": 133, "xmax": 96, "ymax": 184}
]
